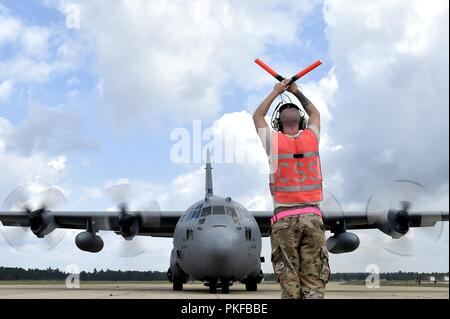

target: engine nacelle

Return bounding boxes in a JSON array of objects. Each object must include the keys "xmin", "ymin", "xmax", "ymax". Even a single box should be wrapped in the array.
[
  {"xmin": 75, "ymin": 232, "xmax": 104, "ymax": 253},
  {"xmin": 29, "ymin": 210, "xmax": 56, "ymax": 238},
  {"xmin": 377, "ymin": 209, "xmax": 410, "ymax": 239},
  {"xmin": 119, "ymin": 213, "xmax": 140, "ymax": 240},
  {"xmin": 326, "ymin": 232, "xmax": 360, "ymax": 254}
]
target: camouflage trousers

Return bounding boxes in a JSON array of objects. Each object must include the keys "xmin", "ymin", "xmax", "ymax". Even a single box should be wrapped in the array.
[{"xmin": 270, "ymin": 212, "xmax": 330, "ymax": 299}]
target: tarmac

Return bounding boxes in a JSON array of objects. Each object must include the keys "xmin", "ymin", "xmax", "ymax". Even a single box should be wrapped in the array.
[{"xmin": 0, "ymin": 282, "xmax": 448, "ymax": 299}]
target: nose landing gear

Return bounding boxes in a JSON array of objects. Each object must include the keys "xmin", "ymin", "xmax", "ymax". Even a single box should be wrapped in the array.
[{"xmin": 206, "ymin": 278, "xmax": 231, "ymax": 294}]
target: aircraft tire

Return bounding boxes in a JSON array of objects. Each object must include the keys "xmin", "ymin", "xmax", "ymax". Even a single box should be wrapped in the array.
[
  {"xmin": 245, "ymin": 278, "xmax": 258, "ymax": 291},
  {"xmin": 173, "ymin": 277, "xmax": 183, "ymax": 291},
  {"xmin": 221, "ymin": 280, "xmax": 230, "ymax": 294},
  {"xmin": 209, "ymin": 279, "xmax": 217, "ymax": 293}
]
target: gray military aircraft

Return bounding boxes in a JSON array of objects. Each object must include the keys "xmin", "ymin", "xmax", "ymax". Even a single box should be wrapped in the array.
[{"xmin": 0, "ymin": 150, "xmax": 448, "ymax": 293}]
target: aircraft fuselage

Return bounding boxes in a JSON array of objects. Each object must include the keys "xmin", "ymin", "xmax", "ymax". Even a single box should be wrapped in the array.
[{"xmin": 170, "ymin": 196, "xmax": 262, "ymax": 286}]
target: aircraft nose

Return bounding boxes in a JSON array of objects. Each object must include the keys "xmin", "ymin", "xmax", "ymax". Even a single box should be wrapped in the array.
[
  {"xmin": 199, "ymin": 226, "xmax": 240, "ymax": 277},
  {"xmin": 206, "ymin": 226, "xmax": 239, "ymax": 260}
]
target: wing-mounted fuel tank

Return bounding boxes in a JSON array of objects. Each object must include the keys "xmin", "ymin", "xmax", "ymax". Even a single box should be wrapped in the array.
[
  {"xmin": 75, "ymin": 219, "xmax": 104, "ymax": 253},
  {"xmin": 326, "ymin": 230, "xmax": 360, "ymax": 254},
  {"xmin": 75, "ymin": 231, "xmax": 104, "ymax": 253},
  {"xmin": 322, "ymin": 192, "xmax": 360, "ymax": 254}
]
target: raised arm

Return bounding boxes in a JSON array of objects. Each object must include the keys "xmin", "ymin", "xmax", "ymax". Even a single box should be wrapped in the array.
[
  {"xmin": 287, "ymin": 82, "xmax": 320, "ymax": 132},
  {"xmin": 252, "ymin": 79, "xmax": 290, "ymax": 130}
]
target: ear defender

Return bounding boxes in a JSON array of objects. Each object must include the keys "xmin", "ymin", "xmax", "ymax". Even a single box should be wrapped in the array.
[{"xmin": 271, "ymin": 101, "xmax": 306, "ymax": 132}]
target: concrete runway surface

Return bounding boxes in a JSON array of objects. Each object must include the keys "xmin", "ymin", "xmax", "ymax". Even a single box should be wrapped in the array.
[{"xmin": 0, "ymin": 282, "xmax": 448, "ymax": 299}]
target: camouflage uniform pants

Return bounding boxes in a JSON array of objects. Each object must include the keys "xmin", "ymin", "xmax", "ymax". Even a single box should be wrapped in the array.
[{"xmin": 270, "ymin": 211, "xmax": 330, "ymax": 299}]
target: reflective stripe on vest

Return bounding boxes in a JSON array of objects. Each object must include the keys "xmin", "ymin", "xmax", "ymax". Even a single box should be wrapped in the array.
[
  {"xmin": 270, "ymin": 184, "xmax": 322, "ymax": 192},
  {"xmin": 269, "ymin": 129, "xmax": 323, "ymax": 204},
  {"xmin": 271, "ymin": 151, "xmax": 319, "ymax": 160}
]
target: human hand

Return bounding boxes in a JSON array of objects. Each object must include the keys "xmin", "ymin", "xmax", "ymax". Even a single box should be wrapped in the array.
[
  {"xmin": 272, "ymin": 79, "xmax": 290, "ymax": 95},
  {"xmin": 286, "ymin": 79, "xmax": 298, "ymax": 94}
]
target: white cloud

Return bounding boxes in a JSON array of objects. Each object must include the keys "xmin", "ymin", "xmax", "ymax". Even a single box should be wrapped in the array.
[
  {"xmin": 6, "ymin": 103, "xmax": 98, "ymax": 156},
  {"xmin": 0, "ymin": 6, "xmax": 80, "ymax": 84},
  {"xmin": 0, "ymin": 5, "xmax": 21, "ymax": 46},
  {"xmin": 45, "ymin": 0, "xmax": 321, "ymax": 127},
  {"xmin": 321, "ymin": 0, "xmax": 449, "ymax": 271},
  {"xmin": 0, "ymin": 118, "xmax": 69, "ymax": 200},
  {"xmin": 20, "ymin": 26, "xmax": 52, "ymax": 59},
  {"xmin": 48, "ymin": 155, "xmax": 67, "ymax": 171},
  {"xmin": 322, "ymin": 0, "xmax": 449, "ymax": 201},
  {"xmin": 0, "ymin": 80, "xmax": 13, "ymax": 103}
]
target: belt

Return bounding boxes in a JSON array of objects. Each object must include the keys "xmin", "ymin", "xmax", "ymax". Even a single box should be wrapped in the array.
[{"xmin": 271, "ymin": 207, "xmax": 322, "ymax": 225}]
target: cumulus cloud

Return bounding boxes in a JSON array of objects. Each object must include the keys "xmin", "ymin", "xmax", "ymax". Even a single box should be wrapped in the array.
[
  {"xmin": 0, "ymin": 80, "xmax": 13, "ymax": 103},
  {"xmin": 322, "ymin": 0, "xmax": 449, "ymax": 206},
  {"xmin": 5, "ymin": 104, "xmax": 98, "ymax": 156},
  {"xmin": 0, "ymin": 6, "xmax": 80, "ymax": 85},
  {"xmin": 317, "ymin": 0, "xmax": 449, "ymax": 271},
  {"xmin": 0, "ymin": 117, "xmax": 69, "ymax": 201},
  {"xmin": 45, "ymin": 0, "xmax": 322, "ymax": 127},
  {"xmin": 0, "ymin": 5, "xmax": 21, "ymax": 45}
]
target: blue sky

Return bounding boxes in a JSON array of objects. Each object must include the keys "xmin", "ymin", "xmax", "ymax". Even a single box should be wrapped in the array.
[{"xmin": 0, "ymin": 0, "xmax": 448, "ymax": 274}]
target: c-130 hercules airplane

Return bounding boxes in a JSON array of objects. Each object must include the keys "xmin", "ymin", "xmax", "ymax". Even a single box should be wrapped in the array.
[{"xmin": 0, "ymin": 150, "xmax": 448, "ymax": 294}]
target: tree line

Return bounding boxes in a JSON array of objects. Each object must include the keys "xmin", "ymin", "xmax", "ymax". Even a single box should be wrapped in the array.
[
  {"xmin": 0, "ymin": 267, "xmax": 167, "ymax": 281},
  {"xmin": 0, "ymin": 267, "xmax": 448, "ymax": 282}
]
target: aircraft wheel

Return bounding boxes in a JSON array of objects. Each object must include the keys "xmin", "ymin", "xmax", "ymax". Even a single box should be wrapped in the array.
[
  {"xmin": 221, "ymin": 280, "xmax": 230, "ymax": 294},
  {"xmin": 209, "ymin": 279, "xmax": 217, "ymax": 293},
  {"xmin": 245, "ymin": 278, "xmax": 257, "ymax": 291},
  {"xmin": 173, "ymin": 277, "xmax": 183, "ymax": 291}
]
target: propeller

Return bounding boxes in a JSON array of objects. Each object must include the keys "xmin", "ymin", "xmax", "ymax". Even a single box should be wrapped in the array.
[
  {"xmin": 320, "ymin": 190, "xmax": 345, "ymax": 228},
  {"xmin": 321, "ymin": 190, "xmax": 360, "ymax": 254},
  {"xmin": 366, "ymin": 180, "xmax": 445, "ymax": 257},
  {"xmin": 0, "ymin": 183, "xmax": 67, "ymax": 252},
  {"xmin": 104, "ymin": 182, "xmax": 161, "ymax": 258}
]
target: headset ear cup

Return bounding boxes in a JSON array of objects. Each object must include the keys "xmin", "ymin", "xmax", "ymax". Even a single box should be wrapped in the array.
[
  {"xmin": 272, "ymin": 118, "xmax": 279, "ymax": 132},
  {"xmin": 300, "ymin": 117, "xmax": 306, "ymax": 130},
  {"xmin": 299, "ymin": 110, "xmax": 307, "ymax": 130}
]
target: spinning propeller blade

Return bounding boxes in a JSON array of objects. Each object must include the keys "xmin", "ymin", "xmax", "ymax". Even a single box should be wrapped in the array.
[
  {"xmin": 0, "ymin": 183, "xmax": 67, "ymax": 252},
  {"xmin": 105, "ymin": 182, "xmax": 161, "ymax": 258},
  {"xmin": 366, "ymin": 180, "xmax": 445, "ymax": 257}
]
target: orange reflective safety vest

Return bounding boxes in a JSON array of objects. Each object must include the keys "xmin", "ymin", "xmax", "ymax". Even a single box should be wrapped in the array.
[{"xmin": 269, "ymin": 129, "xmax": 323, "ymax": 204}]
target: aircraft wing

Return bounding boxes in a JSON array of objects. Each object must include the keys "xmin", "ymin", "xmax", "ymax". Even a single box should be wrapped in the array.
[
  {"xmin": 251, "ymin": 210, "xmax": 449, "ymax": 237},
  {"xmin": 0, "ymin": 210, "xmax": 184, "ymax": 238}
]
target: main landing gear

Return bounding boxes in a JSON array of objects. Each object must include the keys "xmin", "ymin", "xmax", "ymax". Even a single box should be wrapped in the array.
[
  {"xmin": 167, "ymin": 268, "xmax": 188, "ymax": 291},
  {"xmin": 240, "ymin": 270, "xmax": 263, "ymax": 291}
]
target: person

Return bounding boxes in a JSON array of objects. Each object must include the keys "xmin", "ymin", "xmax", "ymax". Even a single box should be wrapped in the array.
[
  {"xmin": 252, "ymin": 79, "xmax": 330, "ymax": 299},
  {"xmin": 415, "ymin": 273, "xmax": 422, "ymax": 286}
]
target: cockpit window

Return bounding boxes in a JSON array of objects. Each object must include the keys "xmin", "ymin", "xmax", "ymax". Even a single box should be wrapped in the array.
[
  {"xmin": 226, "ymin": 206, "xmax": 240, "ymax": 223},
  {"xmin": 201, "ymin": 206, "xmax": 212, "ymax": 217},
  {"xmin": 186, "ymin": 203, "xmax": 203, "ymax": 221},
  {"xmin": 193, "ymin": 208, "xmax": 202, "ymax": 219},
  {"xmin": 198, "ymin": 206, "xmax": 241, "ymax": 222},
  {"xmin": 185, "ymin": 210, "xmax": 194, "ymax": 221},
  {"xmin": 235, "ymin": 203, "xmax": 251, "ymax": 222},
  {"xmin": 213, "ymin": 206, "xmax": 226, "ymax": 215}
]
